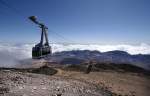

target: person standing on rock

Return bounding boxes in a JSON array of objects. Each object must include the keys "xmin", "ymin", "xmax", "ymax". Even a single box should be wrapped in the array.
[{"xmin": 85, "ymin": 61, "xmax": 93, "ymax": 74}]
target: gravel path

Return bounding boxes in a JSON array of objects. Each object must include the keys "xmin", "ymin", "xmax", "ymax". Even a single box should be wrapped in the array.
[{"xmin": 0, "ymin": 70, "xmax": 111, "ymax": 96}]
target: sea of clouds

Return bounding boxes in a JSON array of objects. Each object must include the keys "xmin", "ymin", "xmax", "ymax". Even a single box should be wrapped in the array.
[{"xmin": 0, "ymin": 43, "xmax": 150, "ymax": 67}]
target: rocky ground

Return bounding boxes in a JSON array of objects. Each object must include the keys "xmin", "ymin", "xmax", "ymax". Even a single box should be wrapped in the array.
[
  {"xmin": 0, "ymin": 62, "xmax": 150, "ymax": 96},
  {"xmin": 0, "ymin": 69, "xmax": 111, "ymax": 96},
  {"xmin": 56, "ymin": 70, "xmax": 150, "ymax": 96}
]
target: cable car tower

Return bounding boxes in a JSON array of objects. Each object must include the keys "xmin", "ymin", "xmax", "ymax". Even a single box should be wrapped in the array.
[{"xmin": 29, "ymin": 16, "xmax": 52, "ymax": 59}]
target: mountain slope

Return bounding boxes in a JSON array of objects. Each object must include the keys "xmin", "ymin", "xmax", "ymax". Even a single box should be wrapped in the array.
[{"xmin": 47, "ymin": 50, "xmax": 150, "ymax": 70}]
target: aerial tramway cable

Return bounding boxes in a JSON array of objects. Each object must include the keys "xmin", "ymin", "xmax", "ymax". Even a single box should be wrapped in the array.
[
  {"xmin": 0, "ymin": 0, "xmax": 77, "ymax": 44},
  {"xmin": 0, "ymin": 0, "xmax": 25, "ymax": 18}
]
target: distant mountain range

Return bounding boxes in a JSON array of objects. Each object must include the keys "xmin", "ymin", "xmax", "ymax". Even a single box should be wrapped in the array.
[{"xmin": 46, "ymin": 50, "xmax": 150, "ymax": 70}]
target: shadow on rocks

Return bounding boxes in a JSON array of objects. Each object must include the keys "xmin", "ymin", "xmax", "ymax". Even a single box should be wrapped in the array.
[{"xmin": 30, "ymin": 65, "xmax": 58, "ymax": 75}]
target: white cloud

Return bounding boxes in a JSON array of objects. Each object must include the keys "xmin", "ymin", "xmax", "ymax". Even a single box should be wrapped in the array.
[
  {"xmin": 51, "ymin": 43, "xmax": 150, "ymax": 55},
  {"xmin": 0, "ymin": 43, "xmax": 150, "ymax": 67},
  {"xmin": 0, "ymin": 43, "xmax": 33, "ymax": 67}
]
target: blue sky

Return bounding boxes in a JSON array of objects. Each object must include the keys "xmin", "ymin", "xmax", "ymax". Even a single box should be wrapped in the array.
[{"xmin": 0, "ymin": 0, "xmax": 150, "ymax": 44}]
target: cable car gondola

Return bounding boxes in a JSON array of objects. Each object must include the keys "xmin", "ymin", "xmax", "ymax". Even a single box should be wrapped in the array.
[{"xmin": 29, "ymin": 16, "xmax": 52, "ymax": 59}]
